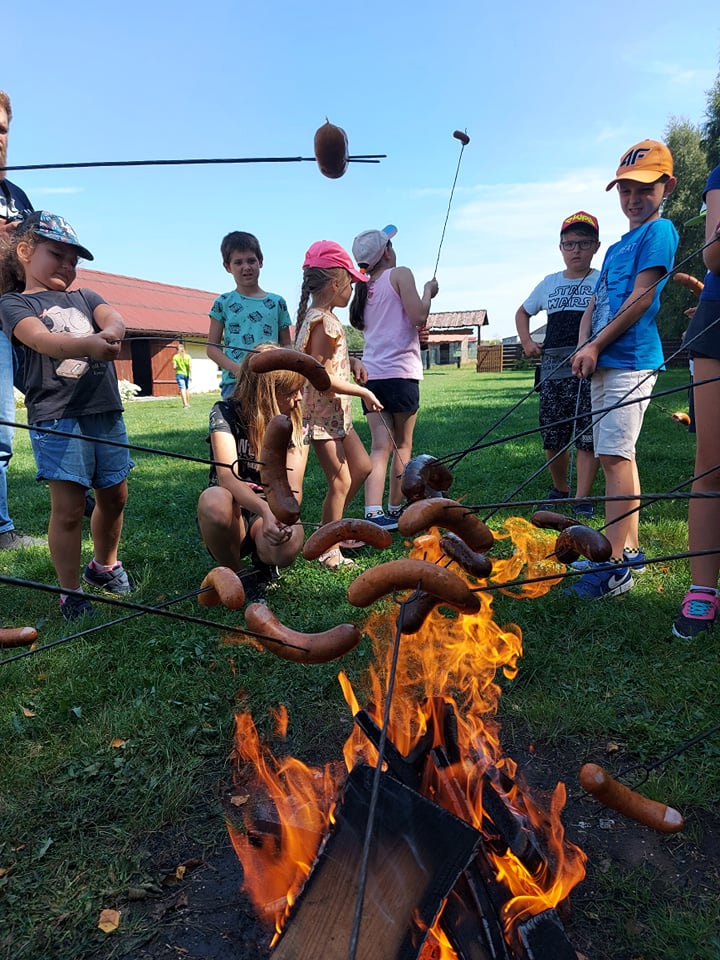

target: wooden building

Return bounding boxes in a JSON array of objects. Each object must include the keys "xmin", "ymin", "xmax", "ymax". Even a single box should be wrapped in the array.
[
  {"xmin": 75, "ymin": 268, "xmax": 220, "ymax": 396},
  {"xmin": 425, "ymin": 309, "xmax": 489, "ymax": 366}
]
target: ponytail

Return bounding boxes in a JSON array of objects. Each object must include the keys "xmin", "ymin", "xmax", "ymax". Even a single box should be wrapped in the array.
[{"xmin": 349, "ymin": 280, "xmax": 368, "ymax": 331}]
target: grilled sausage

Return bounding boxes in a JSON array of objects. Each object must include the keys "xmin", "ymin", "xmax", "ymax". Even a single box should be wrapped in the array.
[
  {"xmin": 579, "ymin": 763, "xmax": 684, "ymax": 834},
  {"xmin": 0, "ymin": 626, "xmax": 38, "ymax": 648},
  {"xmin": 313, "ymin": 120, "xmax": 349, "ymax": 180},
  {"xmin": 397, "ymin": 499, "xmax": 494, "ymax": 553},
  {"xmin": 241, "ymin": 602, "xmax": 361, "ymax": 663},
  {"xmin": 453, "ymin": 130, "xmax": 470, "ymax": 146},
  {"xmin": 397, "ymin": 591, "xmax": 440, "ymax": 634},
  {"xmin": 555, "ymin": 525, "xmax": 612, "ymax": 563},
  {"xmin": 531, "ymin": 510, "xmax": 577, "ymax": 532},
  {"xmin": 248, "ymin": 348, "xmax": 331, "ymax": 392},
  {"xmin": 198, "ymin": 567, "xmax": 246, "ymax": 609},
  {"xmin": 259, "ymin": 415, "xmax": 301, "ymax": 526},
  {"xmin": 440, "ymin": 533, "xmax": 493, "ymax": 579},
  {"xmin": 347, "ymin": 559, "xmax": 480, "ymax": 615},
  {"xmin": 401, "ymin": 455, "xmax": 453, "ymax": 503},
  {"xmin": 303, "ymin": 518, "xmax": 393, "ymax": 560},
  {"xmin": 672, "ymin": 272, "xmax": 704, "ymax": 298}
]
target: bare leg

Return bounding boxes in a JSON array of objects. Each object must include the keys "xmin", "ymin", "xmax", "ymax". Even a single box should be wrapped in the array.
[
  {"xmin": 180, "ymin": 386, "xmax": 190, "ymax": 407},
  {"xmin": 90, "ymin": 481, "xmax": 128, "ymax": 566},
  {"xmin": 197, "ymin": 486, "xmax": 246, "ymax": 569},
  {"xmin": 688, "ymin": 357, "xmax": 720, "ymax": 587},
  {"xmin": 388, "ymin": 411, "xmax": 418, "ymax": 506},
  {"xmin": 599, "ymin": 454, "xmax": 639, "ymax": 558},
  {"xmin": 575, "ymin": 449, "xmax": 600, "ymax": 500},
  {"xmin": 364, "ymin": 412, "xmax": 394, "ymax": 507},
  {"xmin": 47, "ymin": 480, "xmax": 86, "ymax": 589},
  {"xmin": 546, "ymin": 448, "xmax": 570, "ymax": 493}
]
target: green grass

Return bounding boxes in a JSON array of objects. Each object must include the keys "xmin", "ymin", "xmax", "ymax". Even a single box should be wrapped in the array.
[{"xmin": 1, "ymin": 367, "xmax": 718, "ymax": 959}]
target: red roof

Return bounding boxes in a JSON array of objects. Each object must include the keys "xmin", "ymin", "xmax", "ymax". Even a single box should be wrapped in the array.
[{"xmin": 75, "ymin": 268, "xmax": 218, "ymax": 337}]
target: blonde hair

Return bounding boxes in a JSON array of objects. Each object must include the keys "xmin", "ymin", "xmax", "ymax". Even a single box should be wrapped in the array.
[
  {"xmin": 231, "ymin": 343, "xmax": 305, "ymax": 453},
  {"xmin": 295, "ymin": 266, "xmax": 347, "ymax": 332}
]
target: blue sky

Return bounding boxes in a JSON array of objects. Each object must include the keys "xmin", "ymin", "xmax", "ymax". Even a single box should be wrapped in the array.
[{"xmin": 5, "ymin": 1, "xmax": 719, "ymax": 340}]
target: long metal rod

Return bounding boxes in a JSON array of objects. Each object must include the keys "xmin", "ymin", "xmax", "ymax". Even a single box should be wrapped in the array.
[{"xmin": 1, "ymin": 155, "xmax": 384, "ymax": 173}]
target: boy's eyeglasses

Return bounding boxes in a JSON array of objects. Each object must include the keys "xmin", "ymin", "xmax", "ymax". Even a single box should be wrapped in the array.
[{"xmin": 560, "ymin": 240, "xmax": 596, "ymax": 251}]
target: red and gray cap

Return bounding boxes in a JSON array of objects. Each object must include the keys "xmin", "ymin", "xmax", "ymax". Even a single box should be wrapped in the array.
[
  {"xmin": 352, "ymin": 224, "xmax": 398, "ymax": 271},
  {"xmin": 19, "ymin": 210, "xmax": 94, "ymax": 260},
  {"xmin": 560, "ymin": 211, "xmax": 599, "ymax": 235}
]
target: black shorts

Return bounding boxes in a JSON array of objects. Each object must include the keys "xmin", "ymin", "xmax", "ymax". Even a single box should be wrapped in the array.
[
  {"xmin": 538, "ymin": 375, "xmax": 594, "ymax": 451},
  {"xmin": 362, "ymin": 378, "xmax": 420, "ymax": 415},
  {"xmin": 686, "ymin": 299, "xmax": 720, "ymax": 360}
]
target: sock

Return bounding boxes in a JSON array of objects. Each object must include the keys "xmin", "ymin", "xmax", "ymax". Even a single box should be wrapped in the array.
[
  {"xmin": 690, "ymin": 584, "xmax": 719, "ymax": 595},
  {"xmin": 387, "ymin": 503, "xmax": 402, "ymax": 516},
  {"xmin": 610, "ymin": 557, "xmax": 624, "ymax": 564},
  {"xmin": 365, "ymin": 506, "xmax": 383, "ymax": 518},
  {"xmin": 624, "ymin": 548, "xmax": 642, "ymax": 557},
  {"xmin": 60, "ymin": 586, "xmax": 84, "ymax": 603},
  {"xmin": 91, "ymin": 558, "xmax": 119, "ymax": 573}
]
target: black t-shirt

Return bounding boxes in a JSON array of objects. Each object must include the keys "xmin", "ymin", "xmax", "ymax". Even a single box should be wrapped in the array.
[{"xmin": 206, "ymin": 400, "xmax": 262, "ymax": 488}]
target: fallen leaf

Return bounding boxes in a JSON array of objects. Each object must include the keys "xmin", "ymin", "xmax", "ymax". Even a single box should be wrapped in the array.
[
  {"xmin": 0, "ymin": 867, "xmax": 11, "ymax": 877},
  {"xmin": 21, "ymin": 707, "xmax": 36, "ymax": 718},
  {"xmin": 97, "ymin": 908, "xmax": 120, "ymax": 933},
  {"xmin": 230, "ymin": 794, "xmax": 250, "ymax": 807},
  {"xmin": 110, "ymin": 738, "xmax": 127, "ymax": 749},
  {"xmin": 605, "ymin": 741, "xmax": 620, "ymax": 754},
  {"xmin": 174, "ymin": 864, "xmax": 186, "ymax": 880}
]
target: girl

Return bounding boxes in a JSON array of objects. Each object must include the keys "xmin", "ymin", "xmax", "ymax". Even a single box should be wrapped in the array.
[
  {"xmin": 295, "ymin": 241, "xmax": 383, "ymax": 570},
  {"xmin": 349, "ymin": 225, "xmax": 438, "ymax": 528},
  {"xmin": 0, "ymin": 211, "xmax": 132, "ymax": 621},
  {"xmin": 197, "ymin": 344, "xmax": 306, "ymax": 600}
]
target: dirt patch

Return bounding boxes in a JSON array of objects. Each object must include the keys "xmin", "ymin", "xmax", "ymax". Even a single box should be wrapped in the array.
[{"xmin": 97, "ymin": 737, "xmax": 719, "ymax": 960}]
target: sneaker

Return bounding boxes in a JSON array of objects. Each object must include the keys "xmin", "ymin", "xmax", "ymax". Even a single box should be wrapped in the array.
[
  {"xmin": 623, "ymin": 548, "xmax": 646, "ymax": 574},
  {"xmin": 539, "ymin": 487, "xmax": 570, "ymax": 511},
  {"xmin": 564, "ymin": 563, "xmax": 634, "ymax": 600},
  {"xmin": 571, "ymin": 500, "xmax": 594, "ymax": 520},
  {"xmin": 244, "ymin": 560, "xmax": 280, "ymax": 603},
  {"xmin": 82, "ymin": 561, "xmax": 133, "ymax": 595},
  {"xmin": 60, "ymin": 593, "xmax": 95, "ymax": 622},
  {"xmin": 364, "ymin": 512, "xmax": 399, "ymax": 531},
  {"xmin": 0, "ymin": 529, "xmax": 47, "ymax": 550},
  {"xmin": 672, "ymin": 589, "xmax": 720, "ymax": 640},
  {"xmin": 387, "ymin": 505, "xmax": 404, "ymax": 519}
]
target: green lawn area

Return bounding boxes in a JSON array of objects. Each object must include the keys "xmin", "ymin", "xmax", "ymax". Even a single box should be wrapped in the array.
[{"xmin": 1, "ymin": 365, "xmax": 718, "ymax": 959}]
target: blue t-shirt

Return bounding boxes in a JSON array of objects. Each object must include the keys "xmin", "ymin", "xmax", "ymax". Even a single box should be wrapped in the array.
[
  {"xmin": 591, "ymin": 218, "xmax": 678, "ymax": 370},
  {"xmin": 701, "ymin": 165, "xmax": 720, "ymax": 302},
  {"xmin": 209, "ymin": 290, "xmax": 291, "ymax": 390}
]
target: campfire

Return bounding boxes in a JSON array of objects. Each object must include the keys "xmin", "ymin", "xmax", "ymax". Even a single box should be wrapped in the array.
[{"xmin": 225, "ymin": 519, "xmax": 586, "ymax": 959}]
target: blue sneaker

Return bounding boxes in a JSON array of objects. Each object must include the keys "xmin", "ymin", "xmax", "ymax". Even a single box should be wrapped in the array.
[
  {"xmin": 623, "ymin": 548, "xmax": 646, "ymax": 574},
  {"xmin": 564, "ymin": 563, "xmax": 634, "ymax": 599},
  {"xmin": 83, "ymin": 561, "xmax": 133, "ymax": 595},
  {"xmin": 571, "ymin": 500, "xmax": 594, "ymax": 520},
  {"xmin": 364, "ymin": 511, "xmax": 399, "ymax": 531}
]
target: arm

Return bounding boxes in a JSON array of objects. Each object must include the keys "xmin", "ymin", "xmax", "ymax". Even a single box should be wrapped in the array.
[
  {"xmin": 210, "ymin": 427, "xmax": 291, "ymax": 544},
  {"xmin": 279, "ymin": 327, "xmax": 292, "ymax": 347},
  {"xmin": 514, "ymin": 305, "xmax": 542, "ymax": 359},
  {"xmin": 572, "ymin": 271, "xmax": 662, "ymax": 378},
  {"xmin": 391, "ymin": 266, "xmax": 438, "ymax": 328},
  {"xmin": 306, "ymin": 323, "xmax": 382, "ymax": 410},
  {"xmin": 206, "ymin": 316, "xmax": 239, "ymax": 377},
  {"xmin": 93, "ymin": 302, "xmax": 126, "ymax": 343},
  {"xmin": 13, "ymin": 314, "xmax": 122, "ymax": 362},
  {"xmin": 704, "ymin": 187, "xmax": 720, "ymax": 275}
]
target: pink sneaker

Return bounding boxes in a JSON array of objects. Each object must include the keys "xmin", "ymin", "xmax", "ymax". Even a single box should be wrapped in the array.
[{"xmin": 672, "ymin": 589, "xmax": 720, "ymax": 640}]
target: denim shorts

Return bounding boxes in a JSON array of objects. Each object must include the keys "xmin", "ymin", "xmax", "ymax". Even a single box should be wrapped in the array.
[
  {"xmin": 30, "ymin": 412, "xmax": 135, "ymax": 488},
  {"xmin": 175, "ymin": 374, "xmax": 190, "ymax": 388},
  {"xmin": 590, "ymin": 368, "xmax": 656, "ymax": 459}
]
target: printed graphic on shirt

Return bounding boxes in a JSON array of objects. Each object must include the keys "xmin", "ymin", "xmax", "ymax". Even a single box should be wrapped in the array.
[{"xmin": 40, "ymin": 303, "xmax": 93, "ymax": 379}]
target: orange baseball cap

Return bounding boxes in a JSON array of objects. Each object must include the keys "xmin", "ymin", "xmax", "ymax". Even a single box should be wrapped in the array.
[{"xmin": 606, "ymin": 139, "xmax": 674, "ymax": 191}]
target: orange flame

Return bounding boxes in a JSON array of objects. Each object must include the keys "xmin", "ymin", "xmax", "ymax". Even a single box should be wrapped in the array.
[{"xmin": 227, "ymin": 519, "xmax": 584, "ymax": 950}]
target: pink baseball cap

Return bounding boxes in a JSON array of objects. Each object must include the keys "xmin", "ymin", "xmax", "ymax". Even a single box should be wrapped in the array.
[{"xmin": 303, "ymin": 240, "xmax": 368, "ymax": 282}]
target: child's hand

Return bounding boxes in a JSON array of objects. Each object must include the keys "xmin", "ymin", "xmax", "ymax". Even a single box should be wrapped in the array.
[
  {"xmin": 351, "ymin": 358, "xmax": 368, "ymax": 384},
  {"xmin": 362, "ymin": 389, "xmax": 383, "ymax": 412},
  {"xmin": 572, "ymin": 344, "xmax": 598, "ymax": 379},
  {"xmin": 259, "ymin": 506, "xmax": 293, "ymax": 545},
  {"xmin": 521, "ymin": 339, "xmax": 542, "ymax": 360},
  {"xmin": 87, "ymin": 333, "xmax": 122, "ymax": 361},
  {"xmin": 425, "ymin": 278, "xmax": 439, "ymax": 298}
]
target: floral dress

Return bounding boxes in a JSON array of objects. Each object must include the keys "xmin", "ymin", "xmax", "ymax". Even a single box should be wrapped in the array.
[{"xmin": 295, "ymin": 307, "xmax": 353, "ymax": 440}]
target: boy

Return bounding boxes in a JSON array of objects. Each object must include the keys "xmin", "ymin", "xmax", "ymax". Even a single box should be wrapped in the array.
[
  {"xmin": 515, "ymin": 211, "xmax": 601, "ymax": 519},
  {"xmin": 207, "ymin": 231, "xmax": 292, "ymax": 399},
  {"xmin": 567, "ymin": 140, "xmax": 678, "ymax": 600},
  {"xmin": 0, "ymin": 212, "xmax": 134, "ymax": 621}
]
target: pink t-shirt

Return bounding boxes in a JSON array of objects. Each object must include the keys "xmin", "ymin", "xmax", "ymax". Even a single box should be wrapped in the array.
[{"xmin": 362, "ymin": 270, "xmax": 423, "ymax": 380}]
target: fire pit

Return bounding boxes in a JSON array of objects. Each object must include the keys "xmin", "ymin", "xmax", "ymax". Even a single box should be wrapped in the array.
[{"xmin": 225, "ymin": 520, "xmax": 584, "ymax": 959}]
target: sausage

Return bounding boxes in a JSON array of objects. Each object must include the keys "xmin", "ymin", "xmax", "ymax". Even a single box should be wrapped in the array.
[
  {"xmin": 198, "ymin": 567, "xmax": 246, "ymax": 609},
  {"xmin": 397, "ymin": 499, "xmax": 495, "ymax": 553},
  {"xmin": 0, "ymin": 626, "xmax": 38, "ymax": 648},
  {"xmin": 439, "ymin": 533, "xmax": 493, "ymax": 579},
  {"xmin": 248, "ymin": 347, "xmax": 331, "ymax": 392},
  {"xmin": 453, "ymin": 130, "xmax": 471, "ymax": 146},
  {"xmin": 579, "ymin": 763, "xmax": 684, "ymax": 834},
  {"xmin": 240, "ymin": 602, "xmax": 361, "ymax": 663},
  {"xmin": 672, "ymin": 272, "xmax": 704, "ymax": 298},
  {"xmin": 313, "ymin": 119, "xmax": 349, "ymax": 180},
  {"xmin": 554, "ymin": 531, "xmax": 580, "ymax": 565},
  {"xmin": 531, "ymin": 510, "xmax": 576, "ymax": 532},
  {"xmin": 672, "ymin": 411, "xmax": 691, "ymax": 425},
  {"xmin": 258, "ymin": 414, "xmax": 301, "ymax": 526},
  {"xmin": 555, "ymin": 525, "xmax": 612, "ymax": 563},
  {"xmin": 347, "ymin": 558, "xmax": 481, "ymax": 615},
  {"xmin": 401, "ymin": 455, "xmax": 453, "ymax": 503},
  {"xmin": 302, "ymin": 518, "xmax": 393, "ymax": 560},
  {"xmin": 398, "ymin": 591, "xmax": 439, "ymax": 634}
]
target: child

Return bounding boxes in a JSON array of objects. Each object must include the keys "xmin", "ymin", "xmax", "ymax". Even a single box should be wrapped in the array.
[
  {"xmin": 295, "ymin": 240, "xmax": 383, "ymax": 570},
  {"xmin": 207, "ymin": 231, "xmax": 292, "ymax": 399},
  {"xmin": 0, "ymin": 212, "xmax": 134, "ymax": 621},
  {"xmin": 568, "ymin": 140, "xmax": 678, "ymax": 600},
  {"xmin": 672, "ymin": 165, "xmax": 720, "ymax": 638},
  {"xmin": 171, "ymin": 341, "xmax": 192, "ymax": 408},
  {"xmin": 349, "ymin": 224, "xmax": 438, "ymax": 529},
  {"xmin": 515, "ymin": 212, "xmax": 601, "ymax": 519},
  {"xmin": 197, "ymin": 344, "xmax": 307, "ymax": 602}
]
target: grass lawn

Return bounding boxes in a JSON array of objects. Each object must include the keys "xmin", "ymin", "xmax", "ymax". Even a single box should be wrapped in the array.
[{"xmin": 1, "ymin": 365, "xmax": 718, "ymax": 959}]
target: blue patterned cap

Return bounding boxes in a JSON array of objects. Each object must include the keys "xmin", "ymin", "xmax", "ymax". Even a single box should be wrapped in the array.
[{"xmin": 20, "ymin": 211, "xmax": 94, "ymax": 261}]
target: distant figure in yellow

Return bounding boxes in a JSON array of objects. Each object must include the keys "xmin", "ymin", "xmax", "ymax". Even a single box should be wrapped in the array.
[{"xmin": 172, "ymin": 342, "xmax": 192, "ymax": 408}]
